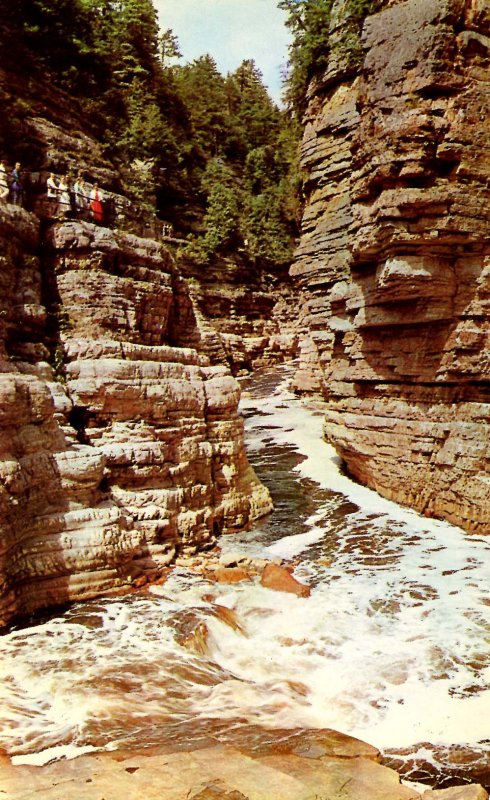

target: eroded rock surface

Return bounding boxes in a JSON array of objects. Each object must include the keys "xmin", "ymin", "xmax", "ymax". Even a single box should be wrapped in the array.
[
  {"xmin": 292, "ymin": 0, "xmax": 490, "ymax": 533},
  {"xmin": 177, "ymin": 251, "xmax": 299, "ymax": 374},
  {"xmin": 0, "ymin": 205, "xmax": 271, "ymax": 627},
  {"xmin": 0, "ymin": 727, "xmax": 468, "ymax": 800}
]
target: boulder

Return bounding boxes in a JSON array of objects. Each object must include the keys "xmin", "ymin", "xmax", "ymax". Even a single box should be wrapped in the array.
[
  {"xmin": 213, "ymin": 567, "xmax": 252, "ymax": 584},
  {"xmin": 260, "ymin": 564, "xmax": 311, "ymax": 598}
]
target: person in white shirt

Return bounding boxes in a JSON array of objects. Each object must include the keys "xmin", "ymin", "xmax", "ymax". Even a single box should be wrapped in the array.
[
  {"xmin": 57, "ymin": 175, "xmax": 71, "ymax": 218},
  {"xmin": 46, "ymin": 172, "xmax": 59, "ymax": 216},
  {"xmin": 73, "ymin": 175, "xmax": 88, "ymax": 219},
  {"xmin": 46, "ymin": 172, "xmax": 58, "ymax": 198}
]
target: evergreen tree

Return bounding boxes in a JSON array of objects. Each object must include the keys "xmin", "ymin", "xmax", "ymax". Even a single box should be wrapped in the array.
[
  {"xmin": 173, "ymin": 55, "xmax": 234, "ymax": 160},
  {"xmin": 278, "ymin": 0, "xmax": 334, "ymax": 113},
  {"xmin": 279, "ymin": 0, "xmax": 385, "ymax": 114},
  {"xmin": 225, "ymin": 60, "xmax": 280, "ymax": 152},
  {"xmin": 178, "ymin": 57, "xmax": 301, "ymax": 267},
  {"xmin": 158, "ymin": 28, "xmax": 182, "ymax": 65}
]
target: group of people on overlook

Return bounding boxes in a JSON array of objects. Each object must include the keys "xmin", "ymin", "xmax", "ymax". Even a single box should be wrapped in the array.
[
  {"xmin": 0, "ymin": 159, "xmax": 105, "ymax": 223},
  {"xmin": 46, "ymin": 171, "xmax": 104, "ymax": 222},
  {"xmin": 0, "ymin": 159, "xmax": 176, "ymax": 239}
]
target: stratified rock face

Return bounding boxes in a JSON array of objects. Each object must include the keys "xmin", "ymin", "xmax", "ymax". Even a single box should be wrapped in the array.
[
  {"xmin": 0, "ymin": 206, "xmax": 271, "ymax": 627},
  {"xmin": 178, "ymin": 252, "xmax": 299, "ymax": 374},
  {"xmin": 293, "ymin": 0, "xmax": 490, "ymax": 533}
]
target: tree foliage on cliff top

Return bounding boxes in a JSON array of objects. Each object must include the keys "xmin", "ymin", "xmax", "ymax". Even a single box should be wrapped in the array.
[
  {"xmin": 279, "ymin": 0, "xmax": 384, "ymax": 114},
  {"xmin": 0, "ymin": 0, "xmax": 300, "ymax": 269}
]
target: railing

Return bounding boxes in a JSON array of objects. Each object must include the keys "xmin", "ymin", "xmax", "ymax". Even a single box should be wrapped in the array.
[{"xmin": 1, "ymin": 166, "xmax": 182, "ymax": 243}]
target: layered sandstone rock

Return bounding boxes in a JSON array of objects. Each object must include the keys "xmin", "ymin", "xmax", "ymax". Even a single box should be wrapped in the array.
[
  {"xmin": 0, "ymin": 204, "xmax": 271, "ymax": 627},
  {"xmin": 177, "ymin": 251, "xmax": 299, "ymax": 374},
  {"xmin": 292, "ymin": 0, "xmax": 490, "ymax": 533}
]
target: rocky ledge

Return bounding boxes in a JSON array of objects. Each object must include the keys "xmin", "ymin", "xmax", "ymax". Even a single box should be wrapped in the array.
[
  {"xmin": 1, "ymin": 728, "xmax": 487, "ymax": 800},
  {"xmin": 0, "ymin": 203, "xmax": 271, "ymax": 627},
  {"xmin": 292, "ymin": 0, "xmax": 490, "ymax": 534}
]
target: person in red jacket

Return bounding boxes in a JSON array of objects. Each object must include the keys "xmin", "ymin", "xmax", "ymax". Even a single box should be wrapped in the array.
[{"xmin": 90, "ymin": 182, "xmax": 104, "ymax": 223}]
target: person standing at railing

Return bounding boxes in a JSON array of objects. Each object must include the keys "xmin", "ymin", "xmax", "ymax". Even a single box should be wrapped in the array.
[
  {"xmin": 0, "ymin": 159, "xmax": 10, "ymax": 203},
  {"xmin": 11, "ymin": 162, "xmax": 23, "ymax": 205},
  {"xmin": 90, "ymin": 182, "xmax": 104, "ymax": 223},
  {"xmin": 0, "ymin": 160, "xmax": 9, "ymax": 202},
  {"xmin": 57, "ymin": 174, "xmax": 71, "ymax": 218},
  {"xmin": 73, "ymin": 174, "xmax": 88, "ymax": 219},
  {"xmin": 46, "ymin": 172, "xmax": 59, "ymax": 216}
]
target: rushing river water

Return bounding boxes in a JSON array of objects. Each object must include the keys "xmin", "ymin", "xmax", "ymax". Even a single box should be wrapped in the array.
[{"xmin": 1, "ymin": 364, "xmax": 489, "ymax": 790}]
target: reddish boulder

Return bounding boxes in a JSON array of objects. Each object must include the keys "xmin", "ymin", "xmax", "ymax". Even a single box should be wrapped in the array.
[{"xmin": 260, "ymin": 564, "xmax": 311, "ymax": 598}]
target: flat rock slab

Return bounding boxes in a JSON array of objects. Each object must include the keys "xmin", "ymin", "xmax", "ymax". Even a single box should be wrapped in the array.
[
  {"xmin": 0, "ymin": 730, "xmax": 487, "ymax": 800},
  {"xmin": 0, "ymin": 748, "xmax": 311, "ymax": 800},
  {"xmin": 1, "ymin": 736, "xmax": 486, "ymax": 800}
]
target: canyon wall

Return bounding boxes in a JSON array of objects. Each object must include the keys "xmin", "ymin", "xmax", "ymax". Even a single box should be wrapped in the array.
[
  {"xmin": 293, "ymin": 0, "xmax": 490, "ymax": 534},
  {"xmin": 0, "ymin": 89, "xmax": 274, "ymax": 627},
  {"xmin": 177, "ymin": 250, "xmax": 298, "ymax": 374}
]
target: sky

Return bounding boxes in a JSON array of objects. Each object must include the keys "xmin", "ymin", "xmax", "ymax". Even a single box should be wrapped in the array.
[{"xmin": 153, "ymin": 0, "xmax": 292, "ymax": 105}]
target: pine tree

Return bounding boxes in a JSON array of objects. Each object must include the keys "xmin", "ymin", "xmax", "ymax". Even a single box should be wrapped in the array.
[
  {"xmin": 2, "ymin": 0, "xmax": 302, "ymax": 265},
  {"xmin": 226, "ymin": 60, "xmax": 280, "ymax": 151},
  {"xmin": 278, "ymin": 0, "xmax": 333, "ymax": 113},
  {"xmin": 173, "ymin": 55, "xmax": 234, "ymax": 159},
  {"xmin": 279, "ymin": 0, "xmax": 385, "ymax": 114}
]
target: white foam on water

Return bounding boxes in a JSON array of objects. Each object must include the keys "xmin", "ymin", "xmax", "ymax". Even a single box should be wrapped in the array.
[
  {"xmin": 0, "ymin": 364, "xmax": 489, "ymax": 768},
  {"xmin": 266, "ymin": 515, "xmax": 327, "ymax": 558},
  {"xmin": 0, "ymin": 593, "xmax": 219, "ymax": 762},
  {"xmin": 12, "ymin": 743, "xmax": 99, "ymax": 766},
  {"xmin": 183, "ymin": 564, "xmax": 490, "ymax": 749},
  {"xmin": 241, "ymin": 366, "xmax": 469, "ymax": 538},
  {"xmin": 228, "ymin": 366, "xmax": 490, "ymax": 748}
]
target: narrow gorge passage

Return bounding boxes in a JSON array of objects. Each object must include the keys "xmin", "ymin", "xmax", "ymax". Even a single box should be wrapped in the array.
[{"xmin": 0, "ymin": 364, "xmax": 489, "ymax": 791}]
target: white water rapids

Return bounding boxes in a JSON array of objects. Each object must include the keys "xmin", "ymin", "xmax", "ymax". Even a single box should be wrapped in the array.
[{"xmin": 0, "ymin": 364, "xmax": 489, "ymax": 788}]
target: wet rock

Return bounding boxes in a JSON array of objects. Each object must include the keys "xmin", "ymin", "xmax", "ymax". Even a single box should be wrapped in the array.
[
  {"xmin": 132, "ymin": 575, "xmax": 148, "ymax": 589},
  {"xmin": 209, "ymin": 604, "xmax": 247, "ymax": 636},
  {"xmin": 218, "ymin": 550, "xmax": 252, "ymax": 568},
  {"xmin": 250, "ymin": 557, "xmax": 282, "ymax": 572},
  {"xmin": 260, "ymin": 564, "xmax": 311, "ymax": 598},
  {"xmin": 4, "ymin": 733, "xmax": 483, "ymax": 800},
  {"xmin": 422, "ymin": 787, "xmax": 488, "ymax": 799},
  {"xmin": 213, "ymin": 567, "xmax": 253, "ymax": 584},
  {"xmin": 218, "ymin": 551, "xmax": 282, "ymax": 571},
  {"xmin": 192, "ymin": 782, "xmax": 248, "ymax": 800},
  {"xmin": 170, "ymin": 612, "xmax": 211, "ymax": 656}
]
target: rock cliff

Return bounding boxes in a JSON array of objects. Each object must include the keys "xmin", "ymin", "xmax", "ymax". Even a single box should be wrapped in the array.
[
  {"xmin": 177, "ymin": 250, "xmax": 298, "ymax": 375},
  {"xmin": 0, "ymin": 86, "xmax": 273, "ymax": 626},
  {"xmin": 292, "ymin": 0, "xmax": 490, "ymax": 534}
]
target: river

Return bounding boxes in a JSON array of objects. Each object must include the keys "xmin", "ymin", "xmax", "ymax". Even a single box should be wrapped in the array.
[{"xmin": 0, "ymin": 364, "xmax": 489, "ymax": 790}]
